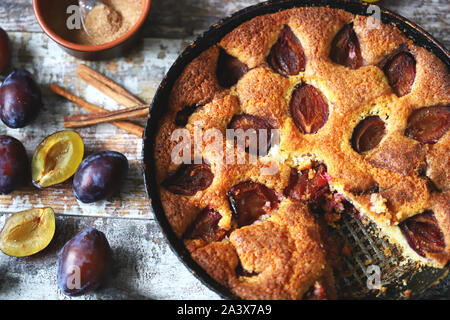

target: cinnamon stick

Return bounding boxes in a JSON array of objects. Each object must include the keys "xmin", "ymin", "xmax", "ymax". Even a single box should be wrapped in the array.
[
  {"xmin": 64, "ymin": 104, "xmax": 149, "ymax": 129},
  {"xmin": 50, "ymin": 83, "xmax": 144, "ymax": 137},
  {"xmin": 77, "ymin": 64, "xmax": 144, "ymax": 108}
]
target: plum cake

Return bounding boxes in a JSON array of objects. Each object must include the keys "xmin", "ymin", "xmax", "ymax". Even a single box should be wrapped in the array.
[{"xmin": 154, "ymin": 7, "xmax": 450, "ymax": 299}]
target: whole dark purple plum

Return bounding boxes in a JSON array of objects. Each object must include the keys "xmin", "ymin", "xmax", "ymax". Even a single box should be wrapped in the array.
[
  {"xmin": 0, "ymin": 69, "xmax": 42, "ymax": 128},
  {"xmin": 0, "ymin": 27, "xmax": 11, "ymax": 74},
  {"xmin": 0, "ymin": 135, "xmax": 29, "ymax": 194},
  {"xmin": 73, "ymin": 151, "xmax": 129, "ymax": 203},
  {"xmin": 57, "ymin": 227, "xmax": 112, "ymax": 296}
]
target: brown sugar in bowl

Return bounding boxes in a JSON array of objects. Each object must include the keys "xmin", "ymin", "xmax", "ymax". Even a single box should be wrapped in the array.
[{"xmin": 33, "ymin": 0, "xmax": 151, "ymax": 61}]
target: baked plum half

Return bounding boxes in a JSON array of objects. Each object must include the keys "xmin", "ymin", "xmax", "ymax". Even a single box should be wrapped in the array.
[
  {"xmin": 383, "ymin": 51, "xmax": 416, "ymax": 97},
  {"xmin": 290, "ymin": 84, "xmax": 328, "ymax": 134},
  {"xmin": 351, "ymin": 116, "xmax": 386, "ymax": 153},
  {"xmin": 268, "ymin": 25, "xmax": 306, "ymax": 77},
  {"xmin": 184, "ymin": 206, "xmax": 226, "ymax": 243},
  {"xmin": 228, "ymin": 181, "xmax": 279, "ymax": 227},
  {"xmin": 162, "ymin": 163, "xmax": 214, "ymax": 196},
  {"xmin": 216, "ymin": 49, "xmax": 249, "ymax": 88},
  {"xmin": 284, "ymin": 164, "xmax": 329, "ymax": 201},
  {"xmin": 399, "ymin": 211, "xmax": 445, "ymax": 258},
  {"xmin": 227, "ymin": 114, "xmax": 273, "ymax": 156},
  {"xmin": 405, "ymin": 106, "xmax": 449, "ymax": 144},
  {"xmin": 330, "ymin": 23, "xmax": 363, "ymax": 69}
]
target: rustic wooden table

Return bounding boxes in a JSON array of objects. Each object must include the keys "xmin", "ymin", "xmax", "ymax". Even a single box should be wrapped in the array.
[{"xmin": 0, "ymin": 0, "xmax": 448, "ymax": 300}]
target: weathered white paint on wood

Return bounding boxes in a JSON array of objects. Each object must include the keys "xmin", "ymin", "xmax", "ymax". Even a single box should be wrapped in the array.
[
  {"xmin": 0, "ymin": 31, "xmax": 220, "ymax": 299},
  {"xmin": 0, "ymin": 33, "xmax": 188, "ymax": 217},
  {"xmin": 0, "ymin": 214, "xmax": 221, "ymax": 300}
]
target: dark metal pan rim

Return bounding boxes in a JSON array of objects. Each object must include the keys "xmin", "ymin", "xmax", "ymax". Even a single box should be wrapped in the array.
[{"xmin": 142, "ymin": 0, "xmax": 450, "ymax": 300}]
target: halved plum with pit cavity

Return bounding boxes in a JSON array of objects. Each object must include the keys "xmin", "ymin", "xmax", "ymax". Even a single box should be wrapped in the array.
[
  {"xmin": 399, "ymin": 211, "xmax": 445, "ymax": 258},
  {"xmin": 184, "ymin": 206, "xmax": 226, "ymax": 243},
  {"xmin": 268, "ymin": 25, "xmax": 306, "ymax": 77},
  {"xmin": 290, "ymin": 84, "xmax": 328, "ymax": 134},
  {"xmin": 284, "ymin": 164, "xmax": 329, "ymax": 201},
  {"xmin": 405, "ymin": 106, "xmax": 450, "ymax": 144},
  {"xmin": 0, "ymin": 208, "xmax": 55, "ymax": 257},
  {"xmin": 162, "ymin": 163, "xmax": 214, "ymax": 196},
  {"xmin": 216, "ymin": 49, "xmax": 249, "ymax": 88},
  {"xmin": 351, "ymin": 116, "xmax": 386, "ymax": 153},
  {"xmin": 330, "ymin": 23, "xmax": 363, "ymax": 69},
  {"xmin": 32, "ymin": 131, "xmax": 84, "ymax": 188},
  {"xmin": 383, "ymin": 51, "xmax": 416, "ymax": 97},
  {"xmin": 228, "ymin": 181, "xmax": 279, "ymax": 227},
  {"xmin": 227, "ymin": 114, "xmax": 273, "ymax": 156}
]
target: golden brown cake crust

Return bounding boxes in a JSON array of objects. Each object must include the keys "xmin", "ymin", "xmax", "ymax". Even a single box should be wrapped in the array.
[
  {"xmin": 426, "ymin": 137, "xmax": 450, "ymax": 192},
  {"xmin": 188, "ymin": 201, "xmax": 332, "ymax": 300},
  {"xmin": 154, "ymin": 6, "xmax": 450, "ymax": 299}
]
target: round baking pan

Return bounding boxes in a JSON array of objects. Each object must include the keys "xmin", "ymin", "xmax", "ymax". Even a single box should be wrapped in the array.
[{"xmin": 143, "ymin": 0, "xmax": 450, "ymax": 300}]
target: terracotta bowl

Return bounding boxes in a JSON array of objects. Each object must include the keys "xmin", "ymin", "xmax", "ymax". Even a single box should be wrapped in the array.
[{"xmin": 32, "ymin": 0, "xmax": 151, "ymax": 61}]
